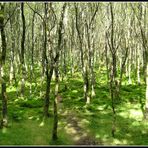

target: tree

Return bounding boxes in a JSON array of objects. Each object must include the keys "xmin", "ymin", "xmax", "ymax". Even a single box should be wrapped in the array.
[
  {"xmin": 52, "ymin": 3, "xmax": 67, "ymax": 140},
  {"xmin": 20, "ymin": 3, "xmax": 26, "ymax": 97},
  {"xmin": 75, "ymin": 3, "xmax": 98, "ymax": 104},
  {"xmin": 0, "ymin": 3, "xmax": 8, "ymax": 127}
]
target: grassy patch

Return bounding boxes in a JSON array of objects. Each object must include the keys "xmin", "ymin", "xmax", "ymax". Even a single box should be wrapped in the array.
[{"xmin": 0, "ymin": 70, "xmax": 147, "ymax": 145}]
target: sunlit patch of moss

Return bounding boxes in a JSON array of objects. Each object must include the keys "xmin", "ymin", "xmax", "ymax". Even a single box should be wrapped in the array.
[
  {"xmin": 118, "ymin": 112, "xmax": 130, "ymax": 118},
  {"xmin": 78, "ymin": 119, "xmax": 90, "ymax": 127},
  {"xmin": 7, "ymin": 86, "xmax": 16, "ymax": 92},
  {"xmin": 1, "ymin": 67, "xmax": 148, "ymax": 145},
  {"xmin": 129, "ymin": 109, "xmax": 143, "ymax": 120},
  {"xmin": 2, "ymin": 127, "xmax": 7, "ymax": 134},
  {"xmin": 28, "ymin": 116, "xmax": 34, "ymax": 120},
  {"xmin": 72, "ymin": 90, "xmax": 78, "ymax": 93},
  {"xmin": 112, "ymin": 138, "xmax": 128, "ymax": 145},
  {"xmin": 39, "ymin": 121, "xmax": 45, "ymax": 127}
]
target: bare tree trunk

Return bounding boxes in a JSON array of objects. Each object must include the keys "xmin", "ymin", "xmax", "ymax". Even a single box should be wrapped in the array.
[
  {"xmin": 118, "ymin": 47, "xmax": 128, "ymax": 100},
  {"xmin": 128, "ymin": 47, "xmax": 132, "ymax": 84},
  {"xmin": 20, "ymin": 3, "xmax": 26, "ymax": 97},
  {"xmin": 52, "ymin": 3, "xmax": 67, "ymax": 140},
  {"xmin": 52, "ymin": 62, "xmax": 59, "ymax": 141},
  {"xmin": 107, "ymin": 3, "xmax": 117, "ymax": 137},
  {"xmin": 30, "ymin": 11, "xmax": 35, "ymax": 94},
  {"xmin": 43, "ymin": 3, "xmax": 50, "ymax": 117},
  {"xmin": 137, "ymin": 44, "xmax": 141, "ymax": 85},
  {"xmin": 9, "ymin": 4, "xmax": 15, "ymax": 84},
  {"xmin": 105, "ymin": 32, "xmax": 110, "ymax": 84},
  {"xmin": 0, "ymin": 3, "xmax": 8, "ymax": 127},
  {"xmin": 63, "ymin": 39, "xmax": 68, "ymax": 90},
  {"xmin": 145, "ymin": 59, "xmax": 148, "ymax": 119},
  {"xmin": 75, "ymin": 4, "xmax": 86, "ymax": 101},
  {"xmin": 43, "ymin": 3, "xmax": 66, "ymax": 118}
]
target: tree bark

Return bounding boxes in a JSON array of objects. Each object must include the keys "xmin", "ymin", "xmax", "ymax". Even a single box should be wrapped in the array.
[
  {"xmin": 52, "ymin": 63, "xmax": 59, "ymax": 141},
  {"xmin": 20, "ymin": 3, "xmax": 26, "ymax": 97},
  {"xmin": 52, "ymin": 3, "xmax": 67, "ymax": 139},
  {"xmin": 30, "ymin": 11, "xmax": 35, "ymax": 94},
  {"xmin": 0, "ymin": 3, "xmax": 8, "ymax": 127},
  {"xmin": 43, "ymin": 3, "xmax": 66, "ymax": 118},
  {"xmin": 9, "ymin": 4, "xmax": 15, "ymax": 84}
]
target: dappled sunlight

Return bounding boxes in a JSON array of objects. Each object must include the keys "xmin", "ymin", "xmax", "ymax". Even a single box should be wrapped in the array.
[
  {"xmin": 118, "ymin": 111, "xmax": 130, "ymax": 118},
  {"xmin": 2, "ymin": 127, "xmax": 8, "ymax": 134},
  {"xmin": 83, "ymin": 109, "xmax": 93, "ymax": 115},
  {"xmin": 73, "ymin": 136, "xmax": 81, "ymax": 141},
  {"xmin": 18, "ymin": 97, "xmax": 27, "ymax": 101},
  {"xmin": 1, "ymin": 0, "xmax": 148, "ymax": 145},
  {"xmin": 1, "ymin": 75, "xmax": 147, "ymax": 145},
  {"xmin": 64, "ymin": 126, "xmax": 77, "ymax": 134},
  {"xmin": 14, "ymin": 98, "xmax": 19, "ymax": 102},
  {"xmin": 97, "ymin": 105, "xmax": 107, "ymax": 111},
  {"xmin": 28, "ymin": 116, "xmax": 34, "ymax": 120},
  {"xmin": 112, "ymin": 138, "xmax": 128, "ymax": 145},
  {"xmin": 129, "ymin": 109, "xmax": 143, "ymax": 121},
  {"xmin": 39, "ymin": 121, "xmax": 45, "ymax": 127},
  {"xmin": 36, "ymin": 117, "xmax": 40, "ymax": 121},
  {"xmin": 3, "ymin": 76, "xmax": 147, "ymax": 145},
  {"xmin": 7, "ymin": 86, "xmax": 16, "ymax": 93},
  {"xmin": 72, "ymin": 90, "xmax": 78, "ymax": 93},
  {"xmin": 61, "ymin": 110, "xmax": 69, "ymax": 116},
  {"xmin": 78, "ymin": 119, "xmax": 90, "ymax": 127}
]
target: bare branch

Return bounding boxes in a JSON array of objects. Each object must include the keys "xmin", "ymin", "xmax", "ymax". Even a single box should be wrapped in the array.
[
  {"xmin": 3, "ymin": 4, "xmax": 18, "ymax": 28},
  {"xmin": 89, "ymin": 4, "xmax": 99, "ymax": 29},
  {"xmin": 26, "ymin": 3, "xmax": 45, "ymax": 23}
]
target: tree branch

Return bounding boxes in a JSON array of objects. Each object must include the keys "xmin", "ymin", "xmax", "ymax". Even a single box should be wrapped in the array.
[
  {"xmin": 3, "ymin": 4, "xmax": 18, "ymax": 28},
  {"xmin": 26, "ymin": 3, "xmax": 45, "ymax": 23},
  {"xmin": 89, "ymin": 4, "xmax": 99, "ymax": 29}
]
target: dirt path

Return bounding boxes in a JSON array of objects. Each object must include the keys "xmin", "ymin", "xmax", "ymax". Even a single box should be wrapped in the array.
[{"xmin": 61, "ymin": 110, "xmax": 102, "ymax": 145}]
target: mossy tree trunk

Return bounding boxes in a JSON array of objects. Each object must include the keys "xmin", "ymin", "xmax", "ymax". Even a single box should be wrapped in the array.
[
  {"xmin": 43, "ymin": 3, "xmax": 50, "ymax": 118},
  {"xmin": 52, "ymin": 62, "xmax": 59, "ymax": 141},
  {"xmin": 52, "ymin": 3, "xmax": 67, "ymax": 140},
  {"xmin": 9, "ymin": 4, "xmax": 16, "ymax": 85},
  {"xmin": 0, "ymin": 3, "xmax": 8, "ymax": 127}
]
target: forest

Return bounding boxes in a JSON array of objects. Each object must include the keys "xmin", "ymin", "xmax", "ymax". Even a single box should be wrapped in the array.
[{"xmin": 0, "ymin": 1, "xmax": 148, "ymax": 146}]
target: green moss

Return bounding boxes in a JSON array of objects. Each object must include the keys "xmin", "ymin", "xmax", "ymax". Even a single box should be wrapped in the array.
[
  {"xmin": 0, "ymin": 66, "xmax": 148, "ymax": 145},
  {"xmin": 18, "ymin": 98, "xmax": 43, "ymax": 108}
]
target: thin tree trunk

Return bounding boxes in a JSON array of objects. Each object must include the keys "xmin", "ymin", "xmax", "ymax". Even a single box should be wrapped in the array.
[
  {"xmin": 52, "ymin": 63, "xmax": 59, "ymax": 141},
  {"xmin": 43, "ymin": 3, "xmax": 50, "ymax": 117},
  {"xmin": 128, "ymin": 47, "xmax": 132, "ymax": 84},
  {"xmin": 137, "ymin": 44, "xmax": 141, "ymax": 85},
  {"xmin": 20, "ymin": 3, "xmax": 26, "ymax": 97},
  {"xmin": 0, "ymin": 3, "xmax": 8, "ymax": 127},
  {"xmin": 43, "ymin": 3, "xmax": 66, "ymax": 117},
  {"xmin": 52, "ymin": 3, "xmax": 66, "ymax": 139},
  {"xmin": 145, "ymin": 59, "xmax": 148, "ymax": 119},
  {"xmin": 105, "ymin": 32, "xmax": 110, "ymax": 84},
  {"xmin": 108, "ymin": 3, "xmax": 117, "ymax": 137},
  {"xmin": 9, "ymin": 5, "xmax": 15, "ymax": 84},
  {"xmin": 30, "ymin": 11, "xmax": 35, "ymax": 94}
]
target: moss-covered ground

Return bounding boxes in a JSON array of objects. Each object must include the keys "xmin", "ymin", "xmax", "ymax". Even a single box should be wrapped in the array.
[{"xmin": 0, "ymin": 67, "xmax": 147, "ymax": 145}]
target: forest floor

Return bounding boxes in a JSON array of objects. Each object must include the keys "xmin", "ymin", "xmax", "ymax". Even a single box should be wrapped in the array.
[
  {"xmin": 61, "ymin": 110, "xmax": 101, "ymax": 145},
  {"xmin": 0, "ymin": 70, "xmax": 148, "ymax": 145}
]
